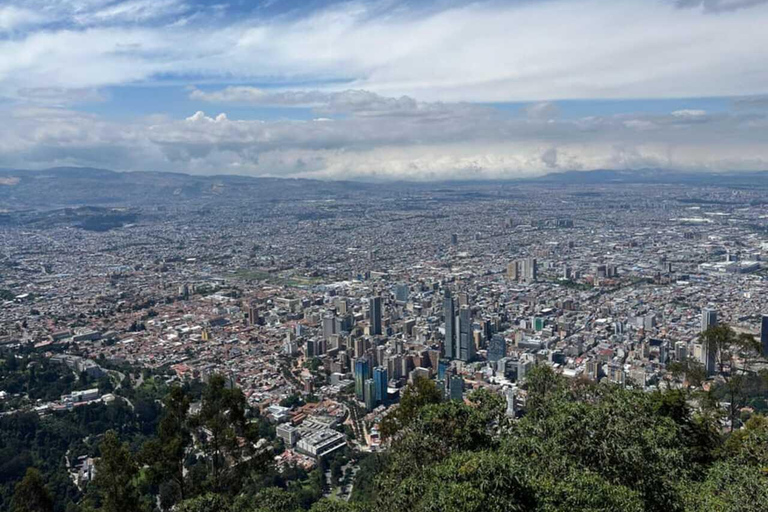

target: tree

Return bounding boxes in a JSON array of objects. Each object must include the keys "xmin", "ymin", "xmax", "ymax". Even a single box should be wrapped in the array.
[
  {"xmin": 92, "ymin": 430, "xmax": 141, "ymax": 512},
  {"xmin": 701, "ymin": 325, "xmax": 762, "ymax": 430},
  {"xmin": 11, "ymin": 468, "xmax": 53, "ymax": 512},
  {"xmin": 379, "ymin": 377, "xmax": 442, "ymax": 439},
  {"xmin": 142, "ymin": 385, "xmax": 192, "ymax": 507},
  {"xmin": 175, "ymin": 493, "xmax": 230, "ymax": 512},
  {"xmin": 195, "ymin": 374, "xmax": 247, "ymax": 492}
]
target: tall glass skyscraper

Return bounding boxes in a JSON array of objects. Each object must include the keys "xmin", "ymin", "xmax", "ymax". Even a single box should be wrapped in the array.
[
  {"xmin": 458, "ymin": 305, "xmax": 474, "ymax": 362},
  {"xmin": 354, "ymin": 357, "xmax": 370, "ymax": 401},
  {"xmin": 374, "ymin": 366, "xmax": 387, "ymax": 403},
  {"xmin": 443, "ymin": 289, "xmax": 455, "ymax": 359},
  {"xmin": 370, "ymin": 296, "xmax": 382, "ymax": 335},
  {"xmin": 488, "ymin": 334, "xmax": 506, "ymax": 362}
]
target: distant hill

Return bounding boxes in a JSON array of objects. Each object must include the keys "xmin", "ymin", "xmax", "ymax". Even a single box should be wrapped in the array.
[
  {"xmin": 531, "ymin": 168, "xmax": 768, "ymax": 186},
  {"xmin": 0, "ymin": 167, "xmax": 378, "ymax": 209},
  {"xmin": 3, "ymin": 166, "xmax": 768, "ymax": 210}
]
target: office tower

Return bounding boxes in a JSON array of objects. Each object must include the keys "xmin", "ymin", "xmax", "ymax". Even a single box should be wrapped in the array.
[
  {"xmin": 451, "ymin": 233, "xmax": 458, "ymax": 245},
  {"xmin": 526, "ymin": 258, "xmax": 538, "ymax": 282},
  {"xmin": 449, "ymin": 375, "xmax": 464, "ymax": 401},
  {"xmin": 701, "ymin": 309, "xmax": 718, "ymax": 376},
  {"xmin": 701, "ymin": 309, "xmax": 717, "ymax": 333},
  {"xmin": 394, "ymin": 283, "xmax": 409, "ymax": 303},
  {"xmin": 373, "ymin": 366, "xmax": 387, "ymax": 403},
  {"xmin": 369, "ymin": 296, "xmax": 382, "ymax": 336},
  {"xmin": 507, "ymin": 261, "xmax": 519, "ymax": 281},
  {"xmin": 675, "ymin": 341, "xmax": 688, "ymax": 361},
  {"xmin": 322, "ymin": 314, "xmax": 336, "ymax": 341},
  {"xmin": 437, "ymin": 359, "xmax": 449, "ymax": 381},
  {"xmin": 562, "ymin": 265, "xmax": 571, "ymax": 280},
  {"xmin": 248, "ymin": 305, "xmax": 259, "ymax": 326},
  {"xmin": 488, "ymin": 334, "xmax": 506, "ymax": 363},
  {"xmin": 354, "ymin": 337, "xmax": 366, "ymax": 358},
  {"xmin": 364, "ymin": 378, "xmax": 376, "ymax": 411},
  {"xmin": 458, "ymin": 305, "xmax": 474, "ymax": 362},
  {"xmin": 354, "ymin": 357, "xmax": 370, "ymax": 401},
  {"xmin": 375, "ymin": 345, "xmax": 387, "ymax": 367},
  {"xmin": 335, "ymin": 298, "xmax": 348, "ymax": 314},
  {"xmin": 518, "ymin": 359, "xmax": 534, "ymax": 382},
  {"xmin": 388, "ymin": 354, "xmax": 403, "ymax": 380},
  {"xmin": 443, "ymin": 290, "xmax": 456, "ymax": 359},
  {"xmin": 762, "ymin": 315, "xmax": 768, "ymax": 356},
  {"xmin": 306, "ymin": 339, "xmax": 315, "ymax": 358},
  {"xmin": 585, "ymin": 360, "xmax": 600, "ymax": 381}
]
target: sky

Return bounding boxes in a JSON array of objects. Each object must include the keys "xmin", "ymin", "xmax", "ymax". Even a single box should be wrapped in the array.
[{"xmin": 1, "ymin": 0, "xmax": 768, "ymax": 181}]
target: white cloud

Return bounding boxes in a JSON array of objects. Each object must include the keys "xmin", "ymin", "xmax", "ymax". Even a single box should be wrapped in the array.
[
  {"xmin": 0, "ymin": 6, "xmax": 45, "ymax": 32},
  {"xmin": 2, "ymin": 96, "xmax": 768, "ymax": 180},
  {"xmin": 2, "ymin": 0, "xmax": 768, "ymax": 101}
]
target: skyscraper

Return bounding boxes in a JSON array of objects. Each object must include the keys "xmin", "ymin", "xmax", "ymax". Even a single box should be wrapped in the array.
[
  {"xmin": 364, "ymin": 378, "xmax": 376, "ymax": 411},
  {"xmin": 762, "ymin": 314, "xmax": 768, "ymax": 356},
  {"xmin": 394, "ymin": 283, "xmax": 409, "ymax": 303},
  {"xmin": 322, "ymin": 314, "xmax": 336, "ymax": 341},
  {"xmin": 488, "ymin": 334, "xmax": 506, "ymax": 363},
  {"xmin": 523, "ymin": 257, "xmax": 538, "ymax": 283},
  {"xmin": 701, "ymin": 308, "xmax": 717, "ymax": 333},
  {"xmin": 373, "ymin": 366, "xmax": 387, "ymax": 403},
  {"xmin": 458, "ymin": 305, "xmax": 474, "ymax": 362},
  {"xmin": 506, "ymin": 261, "xmax": 519, "ymax": 281},
  {"xmin": 701, "ymin": 309, "xmax": 718, "ymax": 376},
  {"xmin": 449, "ymin": 375, "xmax": 464, "ymax": 401},
  {"xmin": 369, "ymin": 296, "xmax": 382, "ymax": 336},
  {"xmin": 354, "ymin": 357, "xmax": 370, "ymax": 401},
  {"xmin": 443, "ymin": 290, "xmax": 455, "ymax": 359},
  {"xmin": 437, "ymin": 359, "xmax": 449, "ymax": 381}
]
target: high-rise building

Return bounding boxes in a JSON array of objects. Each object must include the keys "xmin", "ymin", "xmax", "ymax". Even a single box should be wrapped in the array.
[
  {"xmin": 674, "ymin": 341, "xmax": 688, "ymax": 361},
  {"xmin": 248, "ymin": 305, "xmax": 259, "ymax": 326},
  {"xmin": 364, "ymin": 378, "xmax": 376, "ymax": 411},
  {"xmin": 373, "ymin": 366, "xmax": 387, "ymax": 403},
  {"xmin": 394, "ymin": 283, "xmax": 409, "ymax": 303},
  {"xmin": 701, "ymin": 309, "xmax": 718, "ymax": 376},
  {"xmin": 458, "ymin": 305, "xmax": 474, "ymax": 362},
  {"xmin": 443, "ymin": 290, "xmax": 456, "ymax": 359},
  {"xmin": 488, "ymin": 334, "xmax": 506, "ymax": 362},
  {"xmin": 523, "ymin": 258, "xmax": 538, "ymax": 283},
  {"xmin": 701, "ymin": 308, "xmax": 717, "ymax": 333},
  {"xmin": 322, "ymin": 314, "xmax": 336, "ymax": 341},
  {"xmin": 369, "ymin": 296, "xmax": 382, "ymax": 336},
  {"xmin": 449, "ymin": 375, "xmax": 464, "ymax": 401},
  {"xmin": 354, "ymin": 357, "xmax": 370, "ymax": 401},
  {"xmin": 761, "ymin": 314, "xmax": 768, "ymax": 356},
  {"xmin": 437, "ymin": 359, "xmax": 449, "ymax": 381},
  {"xmin": 506, "ymin": 261, "xmax": 519, "ymax": 281},
  {"xmin": 451, "ymin": 233, "xmax": 459, "ymax": 246}
]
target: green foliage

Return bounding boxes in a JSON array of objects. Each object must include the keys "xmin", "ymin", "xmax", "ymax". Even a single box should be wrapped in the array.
[
  {"xmin": 11, "ymin": 468, "xmax": 53, "ymax": 512},
  {"xmin": 91, "ymin": 430, "xmax": 142, "ymax": 512},
  {"xmin": 175, "ymin": 492, "xmax": 230, "ymax": 512},
  {"xmin": 379, "ymin": 377, "xmax": 442, "ymax": 439},
  {"xmin": 309, "ymin": 498, "xmax": 363, "ymax": 512},
  {"xmin": 140, "ymin": 384, "xmax": 192, "ymax": 507},
  {"xmin": 196, "ymin": 374, "xmax": 248, "ymax": 493},
  {"xmin": 683, "ymin": 461, "xmax": 768, "ymax": 512}
]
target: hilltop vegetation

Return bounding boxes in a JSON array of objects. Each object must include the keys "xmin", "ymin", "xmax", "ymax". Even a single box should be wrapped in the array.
[{"xmin": 3, "ymin": 363, "xmax": 768, "ymax": 512}]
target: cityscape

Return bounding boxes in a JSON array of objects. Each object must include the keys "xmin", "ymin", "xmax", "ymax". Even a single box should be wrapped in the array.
[
  {"xmin": 2, "ymin": 0, "xmax": 768, "ymax": 510},
  {"xmin": 2, "ymin": 168, "xmax": 768, "ymax": 510}
]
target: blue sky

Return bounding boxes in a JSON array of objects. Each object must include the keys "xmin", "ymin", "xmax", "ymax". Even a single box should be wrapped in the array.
[{"xmin": 1, "ymin": 0, "xmax": 768, "ymax": 180}]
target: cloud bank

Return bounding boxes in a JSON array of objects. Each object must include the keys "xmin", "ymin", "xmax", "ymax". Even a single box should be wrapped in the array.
[{"xmin": 0, "ymin": 0, "xmax": 768, "ymax": 180}]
